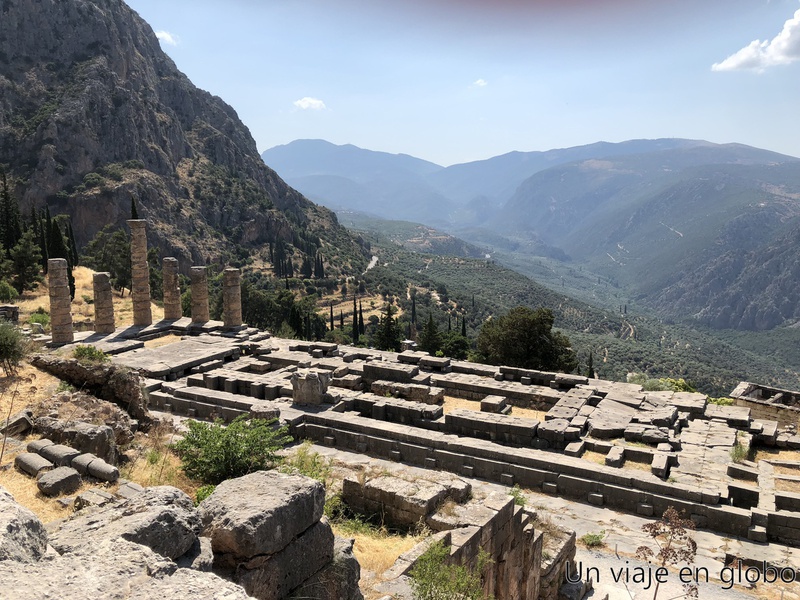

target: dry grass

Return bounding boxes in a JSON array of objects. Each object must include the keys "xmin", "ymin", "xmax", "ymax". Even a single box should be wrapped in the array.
[
  {"xmin": 0, "ymin": 362, "xmax": 63, "ymax": 422},
  {"xmin": 442, "ymin": 396, "xmax": 481, "ymax": 414},
  {"xmin": 16, "ymin": 266, "xmax": 164, "ymax": 329},
  {"xmin": 143, "ymin": 334, "xmax": 183, "ymax": 349},
  {"xmin": 120, "ymin": 422, "xmax": 201, "ymax": 500},
  {"xmin": 776, "ymin": 478, "xmax": 800, "ymax": 494},
  {"xmin": 774, "ymin": 464, "xmax": 800, "ymax": 476},
  {"xmin": 752, "ymin": 448, "xmax": 800, "ymax": 463},
  {"xmin": 581, "ymin": 450, "xmax": 607, "ymax": 465}
]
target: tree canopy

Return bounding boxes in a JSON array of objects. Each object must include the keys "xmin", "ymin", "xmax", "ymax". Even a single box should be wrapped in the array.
[{"xmin": 476, "ymin": 306, "xmax": 577, "ymax": 372}]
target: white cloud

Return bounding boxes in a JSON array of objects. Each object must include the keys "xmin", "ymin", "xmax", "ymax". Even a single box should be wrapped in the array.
[
  {"xmin": 155, "ymin": 30, "xmax": 179, "ymax": 46},
  {"xmin": 473, "ymin": 78, "xmax": 488, "ymax": 87},
  {"xmin": 293, "ymin": 97, "xmax": 327, "ymax": 110},
  {"xmin": 712, "ymin": 8, "xmax": 800, "ymax": 72}
]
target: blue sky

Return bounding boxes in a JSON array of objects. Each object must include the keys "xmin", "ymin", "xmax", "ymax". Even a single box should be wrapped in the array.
[{"xmin": 126, "ymin": 0, "xmax": 800, "ymax": 166}]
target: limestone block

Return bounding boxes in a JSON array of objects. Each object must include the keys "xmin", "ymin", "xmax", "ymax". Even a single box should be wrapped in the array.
[
  {"xmin": 176, "ymin": 536, "xmax": 214, "ymax": 572},
  {"xmin": 198, "ymin": 471, "xmax": 325, "ymax": 558},
  {"xmin": 26, "ymin": 438, "xmax": 54, "ymax": 453},
  {"xmin": 71, "ymin": 453, "xmax": 98, "ymax": 475},
  {"xmin": 291, "ymin": 369, "xmax": 331, "ymax": 405},
  {"xmin": 37, "ymin": 467, "xmax": 82, "ymax": 497},
  {"xmin": 287, "ymin": 536, "xmax": 364, "ymax": 600},
  {"xmin": 605, "ymin": 446, "xmax": 625, "ymax": 468},
  {"xmin": 87, "ymin": 458, "xmax": 119, "ymax": 482}
]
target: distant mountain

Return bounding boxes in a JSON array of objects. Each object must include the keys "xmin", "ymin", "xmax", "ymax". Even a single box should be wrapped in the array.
[
  {"xmin": 493, "ymin": 148, "xmax": 800, "ymax": 330},
  {"xmin": 262, "ymin": 140, "xmax": 453, "ymax": 225},
  {"xmin": 262, "ymin": 138, "xmax": 793, "ymax": 228},
  {"xmin": 0, "ymin": 0, "xmax": 367, "ymax": 273}
]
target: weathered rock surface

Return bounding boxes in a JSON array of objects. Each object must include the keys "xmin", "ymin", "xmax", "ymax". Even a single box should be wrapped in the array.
[
  {"xmin": 199, "ymin": 471, "xmax": 325, "ymax": 558},
  {"xmin": 50, "ymin": 486, "xmax": 201, "ymax": 559},
  {"xmin": 30, "ymin": 356, "xmax": 149, "ymax": 423},
  {"xmin": 0, "ymin": 536, "xmax": 251, "ymax": 600},
  {"xmin": 0, "ymin": 485, "xmax": 48, "ymax": 563},
  {"xmin": 288, "ymin": 536, "xmax": 364, "ymax": 600},
  {"xmin": 291, "ymin": 369, "xmax": 331, "ymax": 406}
]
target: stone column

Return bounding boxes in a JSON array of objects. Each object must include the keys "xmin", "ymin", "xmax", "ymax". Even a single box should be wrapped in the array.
[
  {"xmin": 190, "ymin": 266, "xmax": 210, "ymax": 323},
  {"xmin": 48, "ymin": 258, "xmax": 73, "ymax": 344},
  {"xmin": 127, "ymin": 219, "xmax": 152, "ymax": 327},
  {"xmin": 92, "ymin": 272, "xmax": 115, "ymax": 334},
  {"xmin": 162, "ymin": 257, "xmax": 182, "ymax": 320},
  {"xmin": 222, "ymin": 268, "xmax": 243, "ymax": 328}
]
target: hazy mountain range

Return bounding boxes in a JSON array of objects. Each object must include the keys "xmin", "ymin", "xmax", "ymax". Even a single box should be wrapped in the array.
[{"xmin": 263, "ymin": 139, "xmax": 800, "ymax": 331}]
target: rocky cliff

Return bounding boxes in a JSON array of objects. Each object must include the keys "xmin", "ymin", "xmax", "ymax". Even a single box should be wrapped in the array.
[{"xmin": 0, "ymin": 0, "xmax": 367, "ymax": 272}]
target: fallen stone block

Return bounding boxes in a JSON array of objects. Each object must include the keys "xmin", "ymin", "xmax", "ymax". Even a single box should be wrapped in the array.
[
  {"xmin": 651, "ymin": 453, "xmax": 670, "ymax": 479},
  {"xmin": 14, "ymin": 453, "xmax": 54, "ymax": 477},
  {"xmin": 39, "ymin": 444, "xmax": 81, "ymax": 467},
  {"xmin": 37, "ymin": 467, "xmax": 82, "ymax": 497},
  {"xmin": 71, "ymin": 453, "xmax": 98, "ymax": 475},
  {"xmin": 605, "ymin": 446, "xmax": 625, "ymax": 468},
  {"xmin": 0, "ymin": 409, "xmax": 33, "ymax": 437},
  {"xmin": 26, "ymin": 438, "xmax": 54, "ymax": 454},
  {"xmin": 75, "ymin": 488, "xmax": 115, "ymax": 510},
  {"xmin": 117, "ymin": 480, "xmax": 145, "ymax": 500},
  {"xmin": 87, "ymin": 458, "xmax": 119, "ymax": 482}
]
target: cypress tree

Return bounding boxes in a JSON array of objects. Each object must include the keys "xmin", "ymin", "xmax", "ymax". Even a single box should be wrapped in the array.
[
  {"xmin": 358, "ymin": 301, "xmax": 365, "ymax": 335},
  {"xmin": 461, "ymin": 313, "xmax": 467, "ymax": 337},
  {"xmin": 339, "ymin": 310, "xmax": 344, "ymax": 330},
  {"xmin": 411, "ymin": 295, "xmax": 416, "ymax": 325},
  {"xmin": 587, "ymin": 350, "xmax": 594, "ymax": 378},
  {"xmin": 66, "ymin": 221, "xmax": 79, "ymax": 266},
  {"xmin": 130, "ymin": 195, "xmax": 139, "ymax": 219},
  {"xmin": 330, "ymin": 304, "xmax": 334, "ymax": 331},
  {"xmin": 448, "ymin": 315, "xmax": 451, "ymax": 332},
  {"xmin": 353, "ymin": 295, "xmax": 359, "ymax": 344}
]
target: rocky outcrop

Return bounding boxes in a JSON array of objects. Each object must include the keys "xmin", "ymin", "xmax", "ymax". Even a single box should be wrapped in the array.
[
  {"xmin": 0, "ymin": 0, "xmax": 368, "ymax": 273},
  {"xmin": 0, "ymin": 485, "xmax": 48, "ymax": 563},
  {"xmin": 0, "ymin": 472, "xmax": 363, "ymax": 599},
  {"xmin": 199, "ymin": 470, "xmax": 362, "ymax": 600},
  {"xmin": 29, "ymin": 355, "xmax": 148, "ymax": 424},
  {"xmin": 50, "ymin": 486, "xmax": 201, "ymax": 560}
]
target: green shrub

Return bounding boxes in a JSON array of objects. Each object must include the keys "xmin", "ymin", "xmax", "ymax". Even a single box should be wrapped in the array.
[
  {"xmin": 73, "ymin": 345, "xmax": 109, "ymax": 363},
  {"xmin": 0, "ymin": 280, "xmax": 18, "ymax": 303},
  {"xmin": 410, "ymin": 539, "xmax": 492, "ymax": 600},
  {"xmin": 708, "ymin": 397, "xmax": 735, "ymax": 406},
  {"xmin": 195, "ymin": 484, "xmax": 216, "ymax": 505},
  {"xmin": 579, "ymin": 531, "xmax": 606, "ymax": 548},
  {"xmin": 279, "ymin": 440, "xmax": 332, "ymax": 484},
  {"xmin": 172, "ymin": 416, "xmax": 292, "ymax": 484},
  {"xmin": 510, "ymin": 484, "xmax": 526, "ymax": 507},
  {"xmin": 730, "ymin": 442, "xmax": 748, "ymax": 464},
  {"xmin": 28, "ymin": 310, "xmax": 50, "ymax": 329},
  {"xmin": 0, "ymin": 322, "xmax": 25, "ymax": 375}
]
